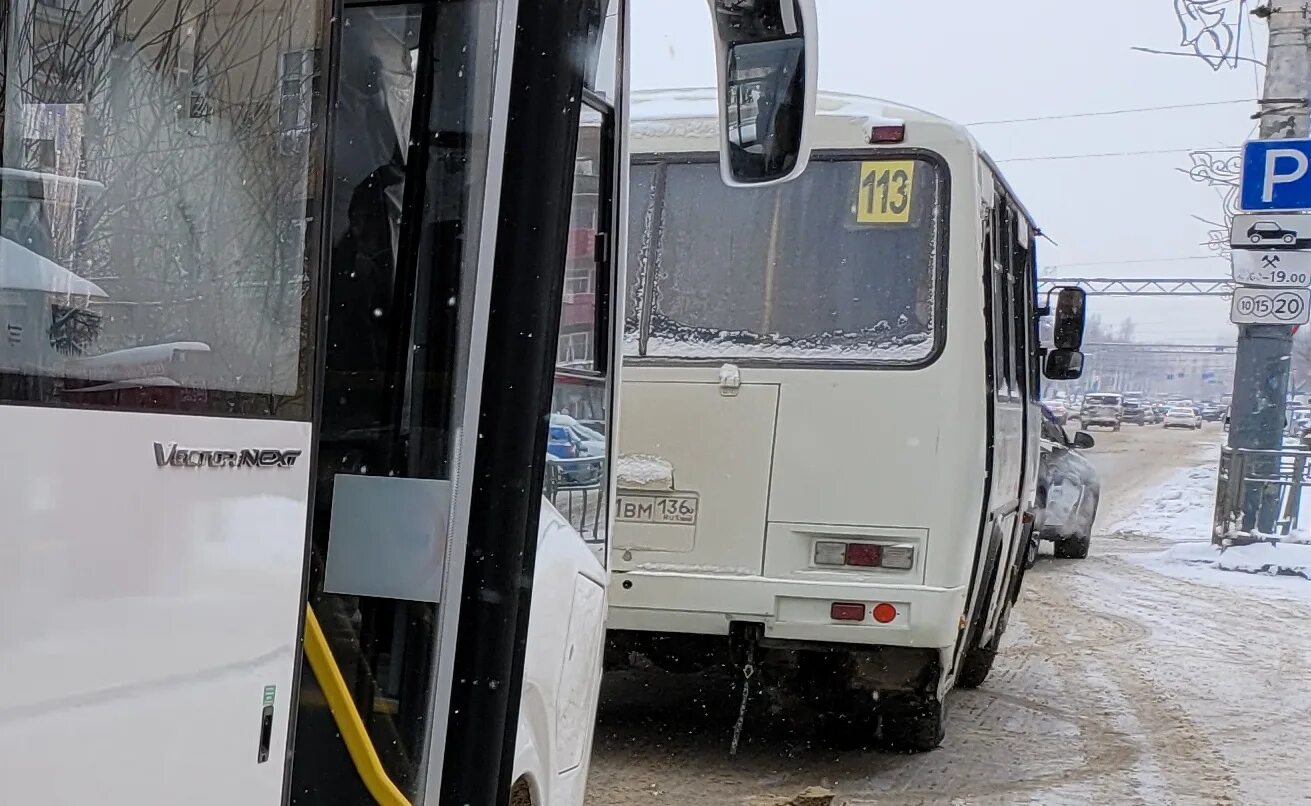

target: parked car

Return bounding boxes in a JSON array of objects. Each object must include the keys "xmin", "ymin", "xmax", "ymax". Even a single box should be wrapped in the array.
[
  {"xmin": 1042, "ymin": 399, "xmax": 1069, "ymax": 425},
  {"xmin": 1163, "ymin": 406, "xmax": 1203, "ymax": 430},
  {"xmin": 546, "ymin": 414, "xmax": 606, "ymax": 486},
  {"xmin": 1081, "ymin": 392, "xmax": 1124, "ymax": 430},
  {"xmin": 1029, "ymin": 415, "xmax": 1100, "ymax": 565}
]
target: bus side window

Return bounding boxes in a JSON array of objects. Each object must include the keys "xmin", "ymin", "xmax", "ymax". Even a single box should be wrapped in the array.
[
  {"xmin": 990, "ymin": 200, "xmax": 1012, "ymax": 400},
  {"xmin": 1009, "ymin": 215, "xmax": 1036, "ymax": 401},
  {"xmin": 1006, "ymin": 205, "xmax": 1028, "ymax": 402}
]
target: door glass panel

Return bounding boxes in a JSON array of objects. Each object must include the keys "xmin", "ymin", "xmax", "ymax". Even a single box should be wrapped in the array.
[
  {"xmin": 547, "ymin": 104, "xmax": 610, "ymax": 561},
  {"xmin": 0, "ymin": 0, "xmax": 326, "ymax": 418},
  {"xmin": 291, "ymin": 1, "xmax": 498, "ymax": 802}
]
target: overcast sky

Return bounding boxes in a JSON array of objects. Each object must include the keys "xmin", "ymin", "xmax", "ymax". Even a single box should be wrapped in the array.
[{"xmin": 630, "ymin": 0, "xmax": 1265, "ymax": 344}]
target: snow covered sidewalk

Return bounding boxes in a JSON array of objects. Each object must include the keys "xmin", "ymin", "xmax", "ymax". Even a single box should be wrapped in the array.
[{"xmin": 1103, "ymin": 446, "xmax": 1311, "ymax": 603}]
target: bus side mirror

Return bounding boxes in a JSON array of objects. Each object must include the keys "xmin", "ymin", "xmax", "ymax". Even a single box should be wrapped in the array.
[
  {"xmin": 1051, "ymin": 287, "xmax": 1086, "ymax": 350},
  {"xmin": 1044, "ymin": 349, "xmax": 1084, "ymax": 380},
  {"xmin": 708, "ymin": 0, "xmax": 817, "ymax": 187}
]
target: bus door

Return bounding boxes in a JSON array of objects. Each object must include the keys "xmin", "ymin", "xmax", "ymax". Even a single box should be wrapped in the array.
[
  {"xmin": 292, "ymin": 1, "xmax": 615, "ymax": 804},
  {"xmin": 0, "ymin": 0, "xmax": 610, "ymax": 801}
]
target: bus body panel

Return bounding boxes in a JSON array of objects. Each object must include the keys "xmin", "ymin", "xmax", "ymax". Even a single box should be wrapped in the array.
[
  {"xmin": 0, "ymin": 405, "xmax": 310, "ymax": 805},
  {"xmin": 514, "ymin": 501, "xmax": 608, "ymax": 806}
]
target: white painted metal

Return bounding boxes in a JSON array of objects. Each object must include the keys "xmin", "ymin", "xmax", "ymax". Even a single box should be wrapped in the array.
[
  {"xmin": 1230, "ymin": 286, "xmax": 1311, "ymax": 325},
  {"xmin": 612, "ymin": 91, "xmax": 1033, "ymax": 698},
  {"xmin": 1231, "ymin": 248, "xmax": 1311, "ymax": 287},
  {"xmin": 0, "ymin": 406, "xmax": 311, "ymax": 805}
]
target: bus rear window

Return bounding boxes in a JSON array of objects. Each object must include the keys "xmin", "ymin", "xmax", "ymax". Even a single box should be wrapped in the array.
[{"xmin": 626, "ymin": 154, "xmax": 945, "ymax": 365}]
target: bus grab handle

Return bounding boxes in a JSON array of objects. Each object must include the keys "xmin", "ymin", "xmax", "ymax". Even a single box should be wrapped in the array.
[{"xmin": 303, "ymin": 604, "xmax": 413, "ymax": 806}]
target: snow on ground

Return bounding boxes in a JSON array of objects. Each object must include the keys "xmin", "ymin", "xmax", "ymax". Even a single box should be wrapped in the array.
[
  {"xmin": 1103, "ymin": 460, "xmax": 1216, "ymax": 543},
  {"xmin": 1107, "ymin": 443, "xmax": 1311, "ymax": 603}
]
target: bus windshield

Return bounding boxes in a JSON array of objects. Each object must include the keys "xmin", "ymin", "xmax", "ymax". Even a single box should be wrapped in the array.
[{"xmin": 625, "ymin": 154, "xmax": 945, "ymax": 364}]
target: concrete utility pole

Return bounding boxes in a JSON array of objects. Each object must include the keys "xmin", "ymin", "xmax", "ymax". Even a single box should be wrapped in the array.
[{"xmin": 1229, "ymin": 2, "xmax": 1311, "ymax": 531}]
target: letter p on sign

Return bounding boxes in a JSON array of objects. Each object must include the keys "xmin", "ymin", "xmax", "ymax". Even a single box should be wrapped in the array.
[
  {"xmin": 1264, "ymin": 148, "xmax": 1310, "ymax": 203},
  {"xmin": 1242, "ymin": 139, "xmax": 1311, "ymax": 210}
]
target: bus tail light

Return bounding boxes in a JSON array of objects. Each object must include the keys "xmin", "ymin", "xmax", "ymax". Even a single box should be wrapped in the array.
[
  {"xmin": 872, "ymin": 603, "xmax": 898, "ymax": 624},
  {"xmin": 830, "ymin": 602, "xmax": 865, "ymax": 621},
  {"xmin": 845, "ymin": 543, "xmax": 882, "ymax": 567},
  {"xmin": 813, "ymin": 540, "xmax": 915, "ymax": 570}
]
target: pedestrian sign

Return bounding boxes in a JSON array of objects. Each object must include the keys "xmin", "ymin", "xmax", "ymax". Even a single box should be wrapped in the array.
[{"xmin": 1241, "ymin": 138, "xmax": 1311, "ymax": 211}]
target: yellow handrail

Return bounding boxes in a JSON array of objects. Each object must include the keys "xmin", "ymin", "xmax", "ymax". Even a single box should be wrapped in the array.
[{"xmin": 303, "ymin": 604, "xmax": 413, "ymax": 806}]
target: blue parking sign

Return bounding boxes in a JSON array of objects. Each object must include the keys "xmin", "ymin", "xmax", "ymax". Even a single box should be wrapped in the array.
[{"xmin": 1241, "ymin": 139, "xmax": 1311, "ymax": 211}]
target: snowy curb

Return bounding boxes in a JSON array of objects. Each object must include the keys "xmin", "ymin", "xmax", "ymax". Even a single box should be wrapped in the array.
[{"xmin": 1163, "ymin": 541, "xmax": 1311, "ymax": 581}]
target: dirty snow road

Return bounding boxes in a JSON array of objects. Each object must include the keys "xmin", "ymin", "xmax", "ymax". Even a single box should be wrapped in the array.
[{"xmin": 585, "ymin": 424, "xmax": 1311, "ymax": 805}]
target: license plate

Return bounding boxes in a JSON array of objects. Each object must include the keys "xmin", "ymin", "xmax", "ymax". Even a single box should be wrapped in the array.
[{"xmin": 615, "ymin": 492, "xmax": 699, "ymax": 525}]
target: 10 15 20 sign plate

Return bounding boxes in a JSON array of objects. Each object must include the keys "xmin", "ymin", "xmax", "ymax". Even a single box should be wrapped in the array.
[{"xmin": 1230, "ymin": 286, "xmax": 1311, "ymax": 325}]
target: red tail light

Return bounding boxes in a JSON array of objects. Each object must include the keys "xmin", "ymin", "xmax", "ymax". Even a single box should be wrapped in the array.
[
  {"xmin": 844, "ymin": 543, "xmax": 883, "ymax": 567},
  {"xmin": 872, "ymin": 603, "xmax": 898, "ymax": 624},
  {"xmin": 830, "ymin": 602, "xmax": 865, "ymax": 621}
]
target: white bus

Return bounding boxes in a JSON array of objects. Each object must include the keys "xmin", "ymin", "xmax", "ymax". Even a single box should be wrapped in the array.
[
  {"xmin": 608, "ymin": 90, "xmax": 1087, "ymax": 750},
  {"xmin": 0, "ymin": 3, "xmax": 817, "ymax": 805}
]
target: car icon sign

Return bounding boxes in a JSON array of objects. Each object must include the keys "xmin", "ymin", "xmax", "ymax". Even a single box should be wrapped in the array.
[{"xmin": 1248, "ymin": 220, "xmax": 1299, "ymax": 245}]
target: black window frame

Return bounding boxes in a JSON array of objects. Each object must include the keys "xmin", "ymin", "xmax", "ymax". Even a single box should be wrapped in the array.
[{"xmin": 625, "ymin": 146, "xmax": 951, "ymax": 371}]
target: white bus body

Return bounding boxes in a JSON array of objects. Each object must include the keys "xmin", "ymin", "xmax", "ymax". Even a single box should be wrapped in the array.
[{"xmin": 609, "ymin": 90, "xmax": 1047, "ymax": 748}]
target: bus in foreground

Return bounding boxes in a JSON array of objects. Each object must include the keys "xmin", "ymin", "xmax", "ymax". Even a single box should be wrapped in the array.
[
  {"xmin": 0, "ymin": 1, "xmax": 816, "ymax": 804},
  {"xmin": 608, "ymin": 90, "xmax": 1086, "ymax": 750}
]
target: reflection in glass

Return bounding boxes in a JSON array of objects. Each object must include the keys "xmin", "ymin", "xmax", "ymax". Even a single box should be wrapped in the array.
[
  {"xmin": 0, "ymin": 0, "xmax": 326, "ymax": 416},
  {"xmin": 547, "ymin": 103, "xmax": 610, "ymax": 554}
]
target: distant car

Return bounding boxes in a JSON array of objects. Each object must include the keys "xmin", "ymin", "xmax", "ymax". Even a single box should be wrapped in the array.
[
  {"xmin": 1042, "ymin": 399, "xmax": 1069, "ymax": 425},
  {"xmin": 1030, "ymin": 415, "xmax": 1100, "ymax": 565},
  {"xmin": 1163, "ymin": 406, "xmax": 1203, "ymax": 430},
  {"xmin": 1200, "ymin": 404, "xmax": 1225, "ymax": 422},
  {"xmin": 1248, "ymin": 221, "xmax": 1299, "ymax": 245},
  {"xmin": 1144, "ymin": 403, "xmax": 1164, "ymax": 424},
  {"xmin": 1082, "ymin": 393, "xmax": 1124, "ymax": 430},
  {"xmin": 1121, "ymin": 399, "xmax": 1148, "ymax": 426},
  {"xmin": 546, "ymin": 414, "xmax": 606, "ymax": 486}
]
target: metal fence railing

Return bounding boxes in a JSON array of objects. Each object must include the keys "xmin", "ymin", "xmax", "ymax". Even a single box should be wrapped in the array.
[
  {"xmin": 544, "ymin": 455, "xmax": 607, "ymax": 547},
  {"xmin": 1214, "ymin": 446, "xmax": 1311, "ymax": 544}
]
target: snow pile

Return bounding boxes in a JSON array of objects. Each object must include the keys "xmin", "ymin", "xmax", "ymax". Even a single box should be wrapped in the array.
[
  {"xmin": 616, "ymin": 454, "xmax": 674, "ymax": 490},
  {"xmin": 1160, "ymin": 541, "xmax": 1311, "ymax": 581},
  {"xmin": 1105, "ymin": 463, "xmax": 1217, "ymax": 542}
]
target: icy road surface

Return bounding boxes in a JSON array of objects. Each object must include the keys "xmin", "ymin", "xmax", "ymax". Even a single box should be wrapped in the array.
[{"xmin": 586, "ymin": 424, "xmax": 1311, "ymax": 805}]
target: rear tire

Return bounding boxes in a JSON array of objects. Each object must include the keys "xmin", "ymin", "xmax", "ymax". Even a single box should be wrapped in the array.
[{"xmin": 880, "ymin": 695, "xmax": 945, "ymax": 753}]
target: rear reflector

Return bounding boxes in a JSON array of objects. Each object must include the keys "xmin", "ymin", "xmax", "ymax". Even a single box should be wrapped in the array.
[
  {"xmin": 872, "ymin": 602, "xmax": 898, "ymax": 624},
  {"xmin": 881, "ymin": 546, "xmax": 914, "ymax": 570},
  {"xmin": 814, "ymin": 541, "xmax": 847, "ymax": 566},
  {"xmin": 830, "ymin": 602, "xmax": 865, "ymax": 621},
  {"xmin": 844, "ymin": 543, "xmax": 883, "ymax": 567}
]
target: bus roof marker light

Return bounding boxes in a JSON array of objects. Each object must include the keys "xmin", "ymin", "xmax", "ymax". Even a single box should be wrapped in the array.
[{"xmin": 869, "ymin": 125, "xmax": 905, "ymax": 144}]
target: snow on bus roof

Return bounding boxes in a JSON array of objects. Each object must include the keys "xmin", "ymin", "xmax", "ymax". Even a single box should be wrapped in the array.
[{"xmin": 631, "ymin": 87, "xmax": 965, "ymax": 143}]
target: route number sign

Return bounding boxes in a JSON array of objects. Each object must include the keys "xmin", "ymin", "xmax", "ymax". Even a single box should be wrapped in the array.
[{"xmin": 856, "ymin": 160, "xmax": 915, "ymax": 224}]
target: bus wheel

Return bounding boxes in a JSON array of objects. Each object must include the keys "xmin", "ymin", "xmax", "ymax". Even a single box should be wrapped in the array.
[{"xmin": 879, "ymin": 695, "xmax": 945, "ymax": 753}]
